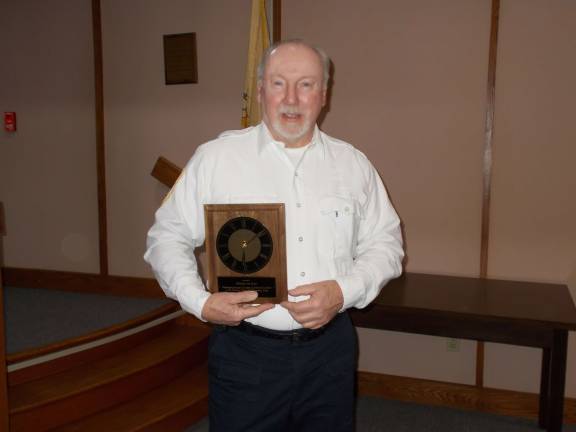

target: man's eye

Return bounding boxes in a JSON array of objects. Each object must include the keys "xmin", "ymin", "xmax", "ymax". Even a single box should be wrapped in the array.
[{"xmin": 300, "ymin": 81, "xmax": 313, "ymax": 88}]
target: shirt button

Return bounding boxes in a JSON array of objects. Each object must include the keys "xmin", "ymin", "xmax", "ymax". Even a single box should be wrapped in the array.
[
  {"xmin": 296, "ymin": 203, "xmax": 302, "ymax": 208},
  {"xmin": 300, "ymin": 271, "xmax": 306, "ymax": 277},
  {"xmin": 298, "ymin": 236, "xmax": 303, "ymax": 242}
]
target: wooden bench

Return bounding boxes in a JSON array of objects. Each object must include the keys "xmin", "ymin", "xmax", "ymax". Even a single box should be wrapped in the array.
[{"xmin": 349, "ymin": 272, "xmax": 576, "ymax": 432}]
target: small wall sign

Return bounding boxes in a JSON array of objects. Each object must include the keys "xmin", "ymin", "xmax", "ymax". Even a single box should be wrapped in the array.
[{"xmin": 163, "ymin": 33, "xmax": 198, "ymax": 85}]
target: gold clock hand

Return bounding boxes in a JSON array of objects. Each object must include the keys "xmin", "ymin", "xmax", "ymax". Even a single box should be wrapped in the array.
[{"xmin": 246, "ymin": 231, "xmax": 262, "ymax": 245}]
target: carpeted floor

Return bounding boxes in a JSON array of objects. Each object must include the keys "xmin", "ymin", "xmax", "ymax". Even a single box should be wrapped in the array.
[
  {"xmin": 2, "ymin": 286, "xmax": 171, "ymax": 354},
  {"xmin": 183, "ymin": 396, "xmax": 576, "ymax": 432}
]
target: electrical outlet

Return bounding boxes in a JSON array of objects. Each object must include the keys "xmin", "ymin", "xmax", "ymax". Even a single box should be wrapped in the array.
[{"xmin": 446, "ymin": 338, "xmax": 460, "ymax": 352}]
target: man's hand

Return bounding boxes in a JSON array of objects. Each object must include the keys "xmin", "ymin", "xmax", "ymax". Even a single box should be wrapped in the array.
[
  {"xmin": 201, "ymin": 291, "xmax": 274, "ymax": 326},
  {"xmin": 281, "ymin": 280, "xmax": 344, "ymax": 329}
]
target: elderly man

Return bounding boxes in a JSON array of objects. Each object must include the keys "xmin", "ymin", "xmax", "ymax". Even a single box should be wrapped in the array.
[{"xmin": 145, "ymin": 39, "xmax": 403, "ymax": 432}]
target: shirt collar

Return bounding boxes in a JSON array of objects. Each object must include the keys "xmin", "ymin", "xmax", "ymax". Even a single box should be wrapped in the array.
[{"xmin": 257, "ymin": 122, "xmax": 326, "ymax": 159}]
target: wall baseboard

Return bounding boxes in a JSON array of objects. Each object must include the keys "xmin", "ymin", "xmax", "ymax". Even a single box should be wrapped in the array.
[
  {"xmin": 1, "ymin": 267, "xmax": 163, "ymax": 298},
  {"xmin": 358, "ymin": 371, "xmax": 576, "ymax": 424}
]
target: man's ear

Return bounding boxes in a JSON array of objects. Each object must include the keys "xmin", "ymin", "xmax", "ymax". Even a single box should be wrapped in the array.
[
  {"xmin": 257, "ymin": 81, "xmax": 263, "ymax": 104},
  {"xmin": 322, "ymin": 88, "xmax": 327, "ymax": 107}
]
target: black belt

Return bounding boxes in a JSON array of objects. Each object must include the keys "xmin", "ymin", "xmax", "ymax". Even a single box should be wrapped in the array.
[{"xmin": 231, "ymin": 313, "xmax": 342, "ymax": 343}]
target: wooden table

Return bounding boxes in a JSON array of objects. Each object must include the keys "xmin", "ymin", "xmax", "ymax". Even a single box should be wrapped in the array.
[{"xmin": 349, "ymin": 273, "xmax": 576, "ymax": 432}]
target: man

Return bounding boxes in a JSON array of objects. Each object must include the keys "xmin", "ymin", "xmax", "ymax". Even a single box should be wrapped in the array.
[{"xmin": 144, "ymin": 39, "xmax": 404, "ymax": 432}]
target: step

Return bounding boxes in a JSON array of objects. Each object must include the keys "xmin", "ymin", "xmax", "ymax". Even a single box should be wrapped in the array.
[
  {"xmin": 8, "ymin": 312, "xmax": 180, "ymax": 386},
  {"xmin": 9, "ymin": 324, "xmax": 210, "ymax": 432},
  {"xmin": 54, "ymin": 364, "xmax": 209, "ymax": 432},
  {"xmin": 7, "ymin": 302, "xmax": 180, "ymax": 368}
]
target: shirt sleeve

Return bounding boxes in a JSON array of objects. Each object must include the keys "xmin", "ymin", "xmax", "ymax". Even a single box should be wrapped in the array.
[
  {"xmin": 143, "ymin": 149, "xmax": 210, "ymax": 320},
  {"xmin": 335, "ymin": 157, "xmax": 404, "ymax": 310}
]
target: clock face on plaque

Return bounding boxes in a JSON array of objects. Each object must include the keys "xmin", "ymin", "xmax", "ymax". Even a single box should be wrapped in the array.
[{"xmin": 216, "ymin": 216, "xmax": 273, "ymax": 274}]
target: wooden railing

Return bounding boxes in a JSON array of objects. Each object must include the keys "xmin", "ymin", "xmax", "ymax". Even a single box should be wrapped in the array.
[
  {"xmin": 1, "ymin": 202, "xmax": 9, "ymax": 430},
  {"xmin": 151, "ymin": 156, "xmax": 181, "ymax": 188}
]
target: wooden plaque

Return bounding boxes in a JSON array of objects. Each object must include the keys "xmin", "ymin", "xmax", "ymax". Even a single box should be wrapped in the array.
[
  {"xmin": 204, "ymin": 204, "xmax": 287, "ymax": 303},
  {"xmin": 163, "ymin": 32, "xmax": 198, "ymax": 85}
]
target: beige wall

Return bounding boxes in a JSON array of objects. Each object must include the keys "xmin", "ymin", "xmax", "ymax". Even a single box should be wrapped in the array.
[
  {"xmin": 0, "ymin": 0, "xmax": 99, "ymax": 273},
  {"xmin": 484, "ymin": 0, "xmax": 576, "ymax": 394},
  {"xmin": 1, "ymin": 0, "xmax": 575, "ymax": 397},
  {"xmin": 284, "ymin": 0, "xmax": 490, "ymax": 386},
  {"xmin": 286, "ymin": 0, "xmax": 490, "ymax": 279},
  {"xmin": 284, "ymin": 0, "xmax": 576, "ymax": 395},
  {"xmin": 101, "ymin": 0, "xmax": 250, "ymax": 276}
]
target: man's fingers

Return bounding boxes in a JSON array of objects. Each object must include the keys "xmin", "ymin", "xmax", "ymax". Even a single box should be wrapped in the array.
[
  {"xmin": 288, "ymin": 284, "xmax": 316, "ymax": 297},
  {"xmin": 227, "ymin": 290, "xmax": 259, "ymax": 304},
  {"xmin": 281, "ymin": 299, "xmax": 312, "ymax": 313},
  {"xmin": 281, "ymin": 280, "xmax": 344, "ymax": 328},
  {"xmin": 201, "ymin": 291, "xmax": 272, "ymax": 325},
  {"xmin": 238, "ymin": 303, "xmax": 275, "ymax": 320}
]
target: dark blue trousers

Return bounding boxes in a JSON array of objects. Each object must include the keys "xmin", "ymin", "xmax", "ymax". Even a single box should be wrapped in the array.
[{"xmin": 208, "ymin": 313, "xmax": 357, "ymax": 432}]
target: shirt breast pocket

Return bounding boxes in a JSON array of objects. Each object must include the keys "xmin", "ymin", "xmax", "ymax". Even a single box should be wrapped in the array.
[{"xmin": 318, "ymin": 195, "xmax": 364, "ymax": 259}]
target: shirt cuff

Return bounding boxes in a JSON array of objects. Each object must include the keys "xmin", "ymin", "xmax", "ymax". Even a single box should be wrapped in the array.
[
  {"xmin": 335, "ymin": 273, "xmax": 367, "ymax": 311},
  {"xmin": 177, "ymin": 286, "xmax": 211, "ymax": 321}
]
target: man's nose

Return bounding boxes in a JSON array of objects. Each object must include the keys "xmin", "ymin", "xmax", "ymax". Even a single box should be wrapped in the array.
[{"xmin": 284, "ymin": 84, "xmax": 297, "ymax": 105}]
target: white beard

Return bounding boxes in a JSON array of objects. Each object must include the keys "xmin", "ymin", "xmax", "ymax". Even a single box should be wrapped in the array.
[{"xmin": 270, "ymin": 105, "xmax": 314, "ymax": 145}]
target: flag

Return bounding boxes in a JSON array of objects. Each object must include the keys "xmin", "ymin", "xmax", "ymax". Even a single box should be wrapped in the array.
[{"xmin": 241, "ymin": 0, "xmax": 271, "ymax": 128}]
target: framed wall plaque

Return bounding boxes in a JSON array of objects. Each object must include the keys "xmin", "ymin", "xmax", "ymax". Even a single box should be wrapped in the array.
[
  {"xmin": 204, "ymin": 204, "xmax": 287, "ymax": 303},
  {"xmin": 163, "ymin": 32, "xmax": 198, "ymax": 85}
]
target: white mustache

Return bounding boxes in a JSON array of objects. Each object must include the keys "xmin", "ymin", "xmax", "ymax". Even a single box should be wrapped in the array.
[{"xmin": 279, "ymin": 106, "xmax": 301, "ymax": 116}]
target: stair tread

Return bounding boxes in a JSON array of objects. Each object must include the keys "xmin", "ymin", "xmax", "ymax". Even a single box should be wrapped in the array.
[
  {"xmin": 10, "ymin": 324, "xmax": 210, "ymax": 412},
  {"xmin": 53, "ymin": 364, "xmax": 209, "ymax": 432}
]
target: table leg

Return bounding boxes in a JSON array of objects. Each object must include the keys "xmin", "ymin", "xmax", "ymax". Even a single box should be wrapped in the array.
[
  {"xmin": 539, "ymin": 347, "xmax": 551, "ymax": 428},
  {"xmin": 546, "ymin": 330, "xmax": 568, "ymax": 432}
]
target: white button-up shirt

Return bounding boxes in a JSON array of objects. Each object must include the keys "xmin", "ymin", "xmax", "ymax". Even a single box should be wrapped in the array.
[{"xmin": 144, "ymin": 123, "xmax": 404, "ymax": 330}]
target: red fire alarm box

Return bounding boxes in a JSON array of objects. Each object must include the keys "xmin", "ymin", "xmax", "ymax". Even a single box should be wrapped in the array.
[{"xmin": 4, "ymin": 112, "xmax": 17, "ymax": 132}]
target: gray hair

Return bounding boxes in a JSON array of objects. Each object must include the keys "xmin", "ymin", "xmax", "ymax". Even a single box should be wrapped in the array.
[{"xmin": 257, "ymin": 39, "xmax": 331, "ymax": 89}]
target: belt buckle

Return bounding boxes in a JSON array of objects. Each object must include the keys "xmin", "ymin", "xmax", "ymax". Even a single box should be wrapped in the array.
[{"xmin": 290, "ymin": 331, "xmax": 302, "ymax": 344}]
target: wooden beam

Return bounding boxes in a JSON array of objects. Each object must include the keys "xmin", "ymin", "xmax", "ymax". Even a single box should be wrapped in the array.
[
  {"xmin": 0, "ymin": 202, "xmax": 5, "ymax": 237},
  {"xmin": 480, "ymin": 0, "xmax": 500, "ymax": 278},
  {"xmin": 0, "ymin": 203, "xmax": 9, "ymax": 432},
  {"xmin": 477, "ymin": 0, "xmax": 501, "ymax": 388},
  {"xmin": 92, "ymin": 0, "xmax": 109, "ymax": 276},
  {"xmin": 151, "ymin": 157, "xmax": 182, "ymax": 189},
  {"xmin": 272, "ymin": 0, "xmax": 282, "ymax": 43}
]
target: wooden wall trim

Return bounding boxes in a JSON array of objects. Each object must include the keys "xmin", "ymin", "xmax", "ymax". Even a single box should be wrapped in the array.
[
  {"xmin": 1, "ymin": 267, "xmax": 164, "ymax": 298},
  {"xmin": 272, "ymin": 0, "xmax": 281, "ymax": 43},
  {"xmin": 0, "ymin": 272, "xmax": 8, "ymax": 432},
  {"xmin": 476, "ymin": 0, "xmax": 501, "ymax": 388},
  {"xmin": 92, "ymin": 0, "xmax": 109, "ymax": 276},
  {"xmin": 358, "ymin": 371, "xmax": 576, "ymax": 424},
  {"xmin": 480, "ymin": 0, "xmax": 500, "ymax": 279},
  {"xmin": 0, "ymin": 203, "xmax": 9, "ymax": 432},
  {"xmin": 0, "ymin": 202, "xmax": 5, "ymax": 237}
]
